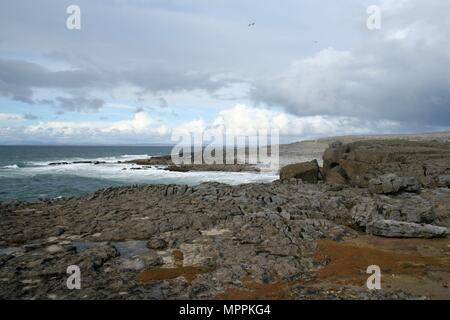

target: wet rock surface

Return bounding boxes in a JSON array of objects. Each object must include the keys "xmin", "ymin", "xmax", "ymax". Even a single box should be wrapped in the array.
[{"xmin": 1, "ymin": 139, "xmax": 449, "ymax": 300}]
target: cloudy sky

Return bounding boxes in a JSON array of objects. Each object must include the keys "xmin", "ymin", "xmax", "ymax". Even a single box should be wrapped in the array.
[{"xmin": 0, "ymin": 0, "xmax": 449, "ymax": 144}]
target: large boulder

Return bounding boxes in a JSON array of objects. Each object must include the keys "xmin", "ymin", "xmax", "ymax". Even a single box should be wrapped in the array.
[
  {"xmin": 323, "ymin": 140, "xmax": 450, "ymax": 188},
  {"xmin": 279, "ymin": 160, "xmax": 319, "ymax": 183}
]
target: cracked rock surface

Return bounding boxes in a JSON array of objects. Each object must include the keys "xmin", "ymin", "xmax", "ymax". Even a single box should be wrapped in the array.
[
  {"xmin": 1, "ymin": 178, "xmax": 449, "ymax": 299},
  {"xmin": 1, "ymin": 139, "xmax": 450, "ymax": 300}
]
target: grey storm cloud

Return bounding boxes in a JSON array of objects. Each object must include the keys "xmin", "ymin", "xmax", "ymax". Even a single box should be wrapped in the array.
[
  {"xmin": 0, "ymin": 0, "xmax": 449, "ymax": 129},
  {"xmin": 0, "ymin": 0, "xmax": 252, "ymax": 112},
  {"xmin": 53, "ymin": 96, "xmax": 105, "ymax": 113},
  {"xmin": 35, "ymin": 94, "xmax": 106, "ymax": 114},
  {"xmin": 0, "ymin": 58, "xmax": 107, "ymax": 104},
  {"xmin": 250, "ymin": 46, "xmax": 450, "ymax": 125},
  {"xmin": 0, "ymin": 0, "xmax": 296, "ymax": 104},
  {"xmin": 0, "ymin": 56, "xmax": 234, "ymax": 112},
  {"xmin": 250, "ymin": 0, "xmax": 450, "ymax": 126},
  {"xmin": 120, "ymin": 66, "xmax": 234, "ymax": 94}
]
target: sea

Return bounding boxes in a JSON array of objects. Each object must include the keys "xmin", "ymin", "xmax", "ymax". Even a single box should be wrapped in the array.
[{"xmin": 0, "ymin": 146, "xmax": 278, "ymax": 202}]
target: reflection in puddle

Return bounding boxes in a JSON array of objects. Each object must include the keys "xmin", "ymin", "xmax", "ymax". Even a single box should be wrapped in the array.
[
  {"xmin": 72, "ymin": 241, "xmax": 108, "ymax": 252},
  {"xmin": 0, "ymin": 247, "xmax": 18, "ymax": 255},
  {"xmin": 111, "ymin": 241, "xmax": 149, "ymax": 259},
  {"xmin": 72, "ymin": 240, "xmax": 150, "ymax": 259}
]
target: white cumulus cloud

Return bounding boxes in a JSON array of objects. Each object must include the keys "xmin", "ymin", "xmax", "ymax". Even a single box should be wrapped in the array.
[{"xmin": 25, "ymin": 111, "xmax": 170, "ymax": 139}]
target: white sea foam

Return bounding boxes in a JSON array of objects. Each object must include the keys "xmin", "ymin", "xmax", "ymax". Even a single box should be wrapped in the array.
[
  {"xmin": 1, "ymin": 164, "xmax": 19, "ymax": 169},
  {"xmin": 0, "ymin": 160, "xmax": 278, "ymax": 185},
  {"xmin": 25, "ymin": 154, "xmax": 151, "ymax": 167}
]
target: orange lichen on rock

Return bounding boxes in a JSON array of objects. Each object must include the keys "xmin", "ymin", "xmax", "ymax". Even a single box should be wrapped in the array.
[
  {"xmin": 314, "ymin": 238, "xmax": 448, "ymax": 282},
  {"xmin": 217, "ymin": 276, "xmax": 293, "ymax": 300},
  {"xmin": 137, "ymin": 266, "xmax": 210, "ymax": 283},
  {"xmin": 172, "ymin": 249, "xmax": 184, "ymax": 267}
]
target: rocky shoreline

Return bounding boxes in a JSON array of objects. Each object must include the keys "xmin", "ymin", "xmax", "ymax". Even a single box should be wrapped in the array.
[
  {"xmin": 1, "ymin": 139, "xmax": 449, "ymax": 300},
  {"xmin": 126, "ymin": 154, "xmax": 261, "ymax": 172},
  {"xmin": 47, "ymin": 155, "xmax": 261, "ymax": 173}
]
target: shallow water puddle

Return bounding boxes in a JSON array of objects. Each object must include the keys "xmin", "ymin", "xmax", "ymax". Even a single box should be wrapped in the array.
[
  {"xmin": 72, "ymin": 241, "xmax": 109, "ymax": 252},
  {"xmin": 72, "ymin": 240, "xmax": 150, "ymax": 259},
  {"xmin": 111, "ymin": 241, "xmax": 150, "ymax": 259},
  {"xmin": 0, "ymin": 247, "xmax": 18, "ymax": 255}
]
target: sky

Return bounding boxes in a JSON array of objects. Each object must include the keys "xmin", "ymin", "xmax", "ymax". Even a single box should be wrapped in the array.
[{"xmin": 0, "ymin": 0, "xmax": 449, "ymax": 145}]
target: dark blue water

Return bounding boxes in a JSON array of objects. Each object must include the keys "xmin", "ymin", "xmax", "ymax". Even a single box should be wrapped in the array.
[
  {"xmin": 0, "ymin": 146, "xmax": 171, "ymax": 202},
  {"xmin": 0, "ymin": 146, "xmax": 277, "ymax": 202},
  {"xmin": 0, "ymin": 146, "xmax": 172, "ymax": 168}
]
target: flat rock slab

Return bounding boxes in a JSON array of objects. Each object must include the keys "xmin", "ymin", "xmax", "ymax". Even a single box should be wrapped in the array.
[{"xmin": 366, "ymin": 220, "xmax": 448, "ymax": 238}]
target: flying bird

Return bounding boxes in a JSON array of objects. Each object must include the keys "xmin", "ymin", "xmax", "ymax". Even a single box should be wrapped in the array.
[{"xmin": 248, "ymin": 22, "xmax": 255, "ymax": 27}]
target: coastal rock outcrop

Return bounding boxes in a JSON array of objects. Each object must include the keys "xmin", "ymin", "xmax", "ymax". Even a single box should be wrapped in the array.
[
  {"xmin": 323, "ymin": 140, "xmax": 450, "ymax": 188},
  {"xmin": 127, "ymin": 155, "xmax": 260, "ymax": 173},
  {"xmin": 127, "ymin": 155, "xmax": 173, "ymax": 166},
  {"xmin": 165, "ymin": 164, "xmax": 260, "ymax": 173}
]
